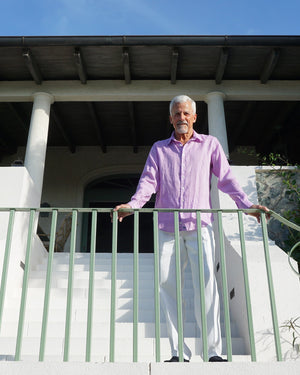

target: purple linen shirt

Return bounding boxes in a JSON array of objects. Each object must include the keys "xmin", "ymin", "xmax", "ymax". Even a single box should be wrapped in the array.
[{"xmin": 128, "ymin": 131, "xmax": 253, "ymax": 232}]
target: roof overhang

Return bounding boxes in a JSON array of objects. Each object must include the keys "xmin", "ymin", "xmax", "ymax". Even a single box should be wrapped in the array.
[{"xmin": 0, "ymin": 35, "xmax": 299, "ymax": 163}]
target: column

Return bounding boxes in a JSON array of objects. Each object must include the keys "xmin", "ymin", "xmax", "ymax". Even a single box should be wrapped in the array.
[
  {"xmin": 24, "ymin": 92, "xmax": 54, "ymax": 200},
  {"xmin": 205, "ymin": 91, "xmax": 229, "ymax": 158}
]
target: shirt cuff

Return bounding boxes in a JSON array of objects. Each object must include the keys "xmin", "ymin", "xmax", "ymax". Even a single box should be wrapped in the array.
[
  {"xmin": 235, "ymin": 197, "xmax": 253, "ymax": 210},
  {"xmin": 127, "ymin": 200, "xmax": 140, "ymax": 209}
]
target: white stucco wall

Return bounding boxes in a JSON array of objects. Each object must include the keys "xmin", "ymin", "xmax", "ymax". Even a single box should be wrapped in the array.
[
  {"xmin": 41, "ymin": 146, "xmax": 151, "ymax": 207},
  {"xmin": 3, "ymin": 146, "xmax": 151, "ymax": 252},
  {"xmin": 217, "ymin": 166, "xmax": 300, "ymax": 361},
  {"xmin": 0, "ymin": 167, "xmax": 47, "ymax": 287}
]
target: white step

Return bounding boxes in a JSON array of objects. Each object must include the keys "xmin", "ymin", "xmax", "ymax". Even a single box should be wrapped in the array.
[
  {"xmin": 0, "ymin": 336, "xmax": 246, "ymax": 358},
  {"xmin": 1, "ymin": 306, "xmax": 211, "ymax": 324},
  {"xmin": 36, "ymin": 254, "xmax": 155, "ymax": 267},
  {"xmin": 28, "ymin": 278, "xmax": 194, "ymax": 290},
  {"xmin": 0, "ymin": 321, "xmax": 240, "ymax": 339},
  {"xmin": 10, "ymin": 286, "xmax": 197, "ymax": 301},
  {"xmin": 4, "ymin": 296, "xmax": 160, "ymax": 309},
  {"xmin": 30, "ymin": 270, "xmax": 158, "ymax": 280},
  {"xmin": 35, "ymin": 263, "xmax": 158, "ymax": 272},
  {"xmin": 0, "ymin": 252, "xmax": 248, "ymax": 362},
  {"xmin": 0, "ymin": 354, "xmax": 252, "ymax": 363}
]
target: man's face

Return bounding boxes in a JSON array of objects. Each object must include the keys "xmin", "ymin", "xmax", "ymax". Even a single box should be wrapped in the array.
[{"xmin": 169, "ymin": 101, "xmax": 197, "ymax": 137}]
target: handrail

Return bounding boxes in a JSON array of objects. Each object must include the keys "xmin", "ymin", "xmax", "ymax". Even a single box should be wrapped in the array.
[
  {"xmin": 0, "ymin": 206, "xmax": 299, "ymax": 272},
  {"xmin": 0, "ymin": 207, "xmax": 299, "ymax": 362},
  {"xmin": 0, "ymin": 207, "xmax": 299, "ymax": 273},
  {"xmin": 269, "ymin": 210, "xmax": 300, "ymax": 232},
  {"xmin": 288, "ymin": 242, "xmax": 300, "ymax": 276},
  {"xmin": 268, "ymin": 210, "xmax": 300, "ymax": 277},
  {"xmin": 0, "ymin": 207, "xmax": 269, "ymax": 213}
]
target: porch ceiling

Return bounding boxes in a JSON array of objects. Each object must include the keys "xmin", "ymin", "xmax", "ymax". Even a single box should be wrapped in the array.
[{"xmin": 0, "ymin": 35, "xmax": 300, "ymax": 163}]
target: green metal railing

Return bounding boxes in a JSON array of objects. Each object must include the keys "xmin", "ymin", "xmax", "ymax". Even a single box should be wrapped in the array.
[{"xmin": 0, "ymin": 207, "xmax": 299, "ymax": 363}]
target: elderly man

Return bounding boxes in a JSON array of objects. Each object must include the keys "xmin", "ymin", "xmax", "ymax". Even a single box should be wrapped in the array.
[{"xmin": 114, "ymin": 95, "xmax": 269, "ymax": 362}]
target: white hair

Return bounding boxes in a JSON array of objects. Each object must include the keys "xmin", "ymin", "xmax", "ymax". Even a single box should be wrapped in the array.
[{"xmin": 169, "ymin": 95, "xmax": 196, "ymax": 115}]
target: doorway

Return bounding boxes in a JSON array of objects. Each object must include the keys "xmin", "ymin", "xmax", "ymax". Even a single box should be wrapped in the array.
[{"xmin": 82, "ymin": 175, "xmax": 155, "ymax": 253}]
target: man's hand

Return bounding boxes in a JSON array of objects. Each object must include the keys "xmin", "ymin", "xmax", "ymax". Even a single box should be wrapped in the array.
[
  {"xmin": 111, "ymin": 203, "xmax": 133, "ymax": 222},
  {"xmin": 248, "ymin": 204, "xmax": 271, "ymax": 223}
]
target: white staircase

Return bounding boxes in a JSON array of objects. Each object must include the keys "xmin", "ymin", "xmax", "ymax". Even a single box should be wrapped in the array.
[{"xmin": 0, "ymin": 252, "xmax": 248, "ymax": 362}]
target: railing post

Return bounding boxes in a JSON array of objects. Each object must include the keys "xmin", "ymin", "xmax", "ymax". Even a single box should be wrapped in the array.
[
  {"xmin": 261, "ymin": 212, "xmax": 282, "ymax": 361},
  {"xmin": 174, "ymin": 211, "xmax": 184, "ymax": 362},
  {"xmin": 109, "ymin": 210, "xmax": 118, "ymax": 362},
  {"xmin": 133, "ymin": 211, "xmax": 139, "ymax": 362},
  {"xmin": 0, "ymin": 209, "xmax": 15, "ymax": 333},
  {"xmin": 237, "ymin": 210, "xmax": 256, "ymax": 361},
  {"xmin": 39, "ymin": 209, "xmax": 58, "ymax": 361},
  {"xmin": 196, "ymin": 211, "xmax": 209, "ymax": 362},
  {"xmin": 85, "ymin": 209, "xmax": 97, "ymax": 362},
  {"xmin": 217, "ymin": 210, "xmax": 232, "ymax": 362},
  {"xmin": 153, "ymin": 211, "xmax": 161, "ymax": 362},
  {"xmin": 15, "ymin": 209, "xmax": 36, "ymax": 361},
  {"xmin": 63, "ymin": 209, "xmax": 78, "ymax": 362}
]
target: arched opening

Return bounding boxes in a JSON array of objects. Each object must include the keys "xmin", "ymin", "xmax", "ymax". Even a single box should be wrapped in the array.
[{"xmin": 81, "ymin": 174, "xmax": 155, "ymax": 253}]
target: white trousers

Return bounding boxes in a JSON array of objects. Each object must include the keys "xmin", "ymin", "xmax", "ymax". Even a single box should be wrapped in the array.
[{"xmin": 159, "ymin": 226, "xmax": 222, "ymax": 360}]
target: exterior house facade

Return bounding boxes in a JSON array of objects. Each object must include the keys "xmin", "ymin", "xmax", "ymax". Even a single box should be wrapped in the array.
[{"xmin": 0, "ymin": 36, "xmax": 299, "ymax": 375}]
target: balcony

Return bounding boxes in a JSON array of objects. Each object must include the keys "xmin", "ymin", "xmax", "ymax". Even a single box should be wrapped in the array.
[{"xmin": 0, "ymin": 207, "xmax": 299, "ymax": 374}]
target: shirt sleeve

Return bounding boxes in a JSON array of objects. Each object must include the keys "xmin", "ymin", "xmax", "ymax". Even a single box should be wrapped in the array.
[
  {"xmin": 127, "ymin": 144, "xmax": 160, "ymax": 208},
  {"xmin": 211, "ymin": 137, "xmax": 253, "ymax": 209}
]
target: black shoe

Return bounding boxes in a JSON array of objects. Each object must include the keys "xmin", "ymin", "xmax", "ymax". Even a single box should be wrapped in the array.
[
  {"xmin": 209, "ymin": 356, "xmax": 228, "ymax": 362},
  {"xmin": 164, "ymin": 356, "xmax": 189, "ymax": 362}
]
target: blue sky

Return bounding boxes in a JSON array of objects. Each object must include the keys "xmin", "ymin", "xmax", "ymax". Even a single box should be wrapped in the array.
[{"xmin": 1, "ymin": 0, "xmax": 299, "ymax": 36}]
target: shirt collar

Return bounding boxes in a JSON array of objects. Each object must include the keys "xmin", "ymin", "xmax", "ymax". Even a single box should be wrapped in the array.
[{"xmin": 167, "ymin": 130, "xmax": 204, "ymax": 145}]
